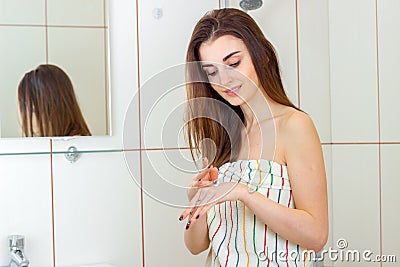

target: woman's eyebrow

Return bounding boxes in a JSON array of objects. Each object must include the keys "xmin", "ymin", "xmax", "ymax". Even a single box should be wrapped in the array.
[
  {"xmin": 222, "ymin": 51, "xmax": 241, "ymax": 62},
  {"xmin": 201, "ymin": 63, "xmax": 214, "ymax": 68},
  {"xmin": 201, "ymin": 51, "xmax": 242, "ymax": 68}
]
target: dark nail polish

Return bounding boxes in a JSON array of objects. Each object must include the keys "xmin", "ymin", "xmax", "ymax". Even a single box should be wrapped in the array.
[
  {"xmin": 186, "ymin": 220, "xmax": 191, "ymax": 230},
  {"xmin": 196, "ymin": 214, "xmax": 200, "ymax": 219},
  {"xmin": 178, "ymin": 215, "xmax": 183, "ymax": 221}
]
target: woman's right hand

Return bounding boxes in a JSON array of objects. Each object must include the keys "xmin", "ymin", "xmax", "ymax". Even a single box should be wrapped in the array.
[{"xmin": 187, "ymin": 157, "xmax": 219, "ymax": 201}]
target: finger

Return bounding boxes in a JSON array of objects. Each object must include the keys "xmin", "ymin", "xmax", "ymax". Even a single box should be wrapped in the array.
[
  {"xmin": 197, "ymin": 180, "xmax": 214, "ymax": 187},
  {"xmin": 209, "ymin": 166, "xmax": 219, "ymax": 181},
  {"xmin": 189, "ymin": 170, "xmax": 209, "ymax": 187},
  {"xmin": 187, "ymin": 202, "xmax": 214, "ymax": 229},
  {"xmin": 197, "ymin": 203, "xmax": 214, "ymax": 220},
  {"xmin": 179, "ymin": 207, "xmax": 194, "ymax": 221}
]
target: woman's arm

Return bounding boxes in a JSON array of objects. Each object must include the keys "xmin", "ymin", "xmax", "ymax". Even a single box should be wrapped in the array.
[
  {"xmin": 183, "ymin": 214, "xmax": 210, "ymax": 254},
  {"xmin": 240, "ymin": 111, "xmax": 328, "ymax": 251},
  {"xmin": 182, "ymin": 158, "xmax": 218, "ymax": 254}
]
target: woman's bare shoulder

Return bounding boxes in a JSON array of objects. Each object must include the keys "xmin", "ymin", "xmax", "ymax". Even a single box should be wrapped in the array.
[
  {"xmin": 277, "ymin": 108, "xmax": 320, "ymax": 159},
  {"xmin": 274, "ymin": 107, "xmax": 313, "ymax": 133}
]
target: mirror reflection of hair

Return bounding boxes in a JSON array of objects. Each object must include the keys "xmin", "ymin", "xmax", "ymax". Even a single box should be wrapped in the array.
[{"xmin": 17, "ymin": 64, "xmax": 91, "ymax": 137}]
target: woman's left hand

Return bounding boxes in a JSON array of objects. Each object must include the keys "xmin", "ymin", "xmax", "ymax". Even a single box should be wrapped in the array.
[{"xmin": 180, "ymin": 182, "xmax": 244, "ymax": 229}]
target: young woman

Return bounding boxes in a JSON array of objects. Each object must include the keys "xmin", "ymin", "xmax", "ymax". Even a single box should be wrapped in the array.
[
  {"xmin": 180, "ymin": 8, "xmax": 328, "ymax": 267},
  {"xmin": 18, "ymin": 64, "xmax": 91, "ymax": 137}
]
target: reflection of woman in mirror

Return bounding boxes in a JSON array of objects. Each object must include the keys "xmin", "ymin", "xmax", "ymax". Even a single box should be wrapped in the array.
[
  {"xmin": 17, "ymin": 64, "xmax": 91, "ymax": 137},
  {"xmin": 180, "ymin": 8, "xmax": 328, "ymax": 266}
]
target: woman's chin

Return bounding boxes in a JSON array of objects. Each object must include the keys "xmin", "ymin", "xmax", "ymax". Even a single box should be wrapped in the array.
[{"xmin": 227, "ymin": 98, "xmax": 245, "ymax": 106}]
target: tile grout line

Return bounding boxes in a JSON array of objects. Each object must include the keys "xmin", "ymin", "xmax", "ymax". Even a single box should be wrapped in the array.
[
  {"xmin": 134, "ymin": 0, "xmax": 146, "ymax": 266},
  {"xmin": 375, "ymin": 1, "xmax": 383, "ymax": 265}
]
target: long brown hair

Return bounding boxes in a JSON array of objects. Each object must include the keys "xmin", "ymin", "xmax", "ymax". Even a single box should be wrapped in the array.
[
  {"xmin": 185, "ymin": 8, "xmax": 298, "ymax": 167},
  {"xmin": 18, "ymin": 64, "xmax": 91, "ymax": 137}
]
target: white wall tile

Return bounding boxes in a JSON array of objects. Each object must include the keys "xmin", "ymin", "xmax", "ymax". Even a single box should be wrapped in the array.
[
  {"xmin": 140, "ymin": 80, "xmax": 187, "ymax": 149},
  {"xmin": 53, "ymin": 151, "xmax": 142, "ymax": 267},
  {"xmin": 242, "ymin": 0, "xmax": 298, "ymax": 105},
  {"xmin": 378, "ymin": 0, "xmax": 400, "ymax": 142},
  {"xmin": 0, "ymin": 26, "xmax": 46, "ymax": 138},
  {"xmin": 138, "ymin": 0, "xmax": 219, "ymax": 82},
  {"xmin": 0, "ymin": 0, "xmax": 45, "ymax": 25},
  {"xmin": 48, "ymin": 27, "xmax": 108, "ymax": 136},
  {"xmin": 142, "ymin": 149, "xmax": 208, "ymax": 267},
  {"xmin": 331, "ymin": 145, "xmax": 380, "ymax": 267},
  {"xmin": 138, "ymin": 0, "xmax": 219, "ymax": 149},
  {"xmin": 381, "ymin": 145, "xmax": 400, "ymax": 266},
  {"xmin": 329, "ymin": 0, "xmax": 379, "ymax": 142},
  {"xmin": 0, "ymin": 154, "xmax": 53, "ymax": 267},
  {"xmin": 227, "ymin": 0, "xmax": 298, "ymax": 105},
  {"xmin": 47, "ymin": 0, "xmax": 105, "ymax": 26},
  {"xmin": 297, "ymin": 0, "xmax": 331, "ymax": 143}
]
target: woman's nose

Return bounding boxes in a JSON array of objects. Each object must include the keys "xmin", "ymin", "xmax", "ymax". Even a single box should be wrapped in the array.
[{"xmin": 217, "ymin": 67, "xmax": 233, "ymax": 86}]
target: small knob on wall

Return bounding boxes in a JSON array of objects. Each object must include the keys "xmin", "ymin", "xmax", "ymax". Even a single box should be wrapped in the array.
[{"xmin": 65, "ymin": 146, "xmax": 81, "ymax": 163}]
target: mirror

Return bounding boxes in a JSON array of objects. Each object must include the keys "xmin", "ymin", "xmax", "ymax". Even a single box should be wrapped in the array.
[{"xmin": 0, "ymin": 0, "xmax": 110, "ymax": 137}]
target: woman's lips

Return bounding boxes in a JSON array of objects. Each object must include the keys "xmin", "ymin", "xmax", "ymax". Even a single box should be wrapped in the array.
[{"xmin": 223, "ymin": 85, "xmax": 241, "ymax": 96}]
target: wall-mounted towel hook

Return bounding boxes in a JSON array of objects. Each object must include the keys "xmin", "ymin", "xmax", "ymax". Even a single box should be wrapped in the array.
[{"xmin": 65, "ymin": 146, "xmax": 81, "ymax": 163}]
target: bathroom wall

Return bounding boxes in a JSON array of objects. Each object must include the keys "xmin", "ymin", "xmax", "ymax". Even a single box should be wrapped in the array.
[
  {"xmin": 328, "ymin": 0, "xmax": 400, "ymax": 266},
  {"xmin": 0, "ymin": 0, "xmax": 398, "ymax": 267}
]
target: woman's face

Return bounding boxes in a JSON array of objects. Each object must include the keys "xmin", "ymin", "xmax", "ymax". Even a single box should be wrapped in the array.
[{"xmin": 198, "ymin": 34, "xmax": 261, "ymax": 106}]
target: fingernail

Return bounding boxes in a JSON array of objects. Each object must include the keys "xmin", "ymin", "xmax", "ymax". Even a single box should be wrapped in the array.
[
  {"xmin": 178, "ymin": 215, "xmax": 183, "ymax": 221},
  {"xmin": 185, "ymin": 220, "xmax": 191, "ymax": 230},
  {"xmin": 196, "ymin": 214, "xmax": 200, "ymax": 219},
  {"xmin": 207, "ymin": 164, "xmax": 211, "ymax": 169}
]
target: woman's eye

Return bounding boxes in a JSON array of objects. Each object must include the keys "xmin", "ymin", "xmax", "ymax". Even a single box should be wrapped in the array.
[
  {"xmin": 207, "ymin": 71, "xmax": 217, "ymax": 77},
  {"xmin": 229, "ymin": 61, "xmax": 240, "ymax": 68}
]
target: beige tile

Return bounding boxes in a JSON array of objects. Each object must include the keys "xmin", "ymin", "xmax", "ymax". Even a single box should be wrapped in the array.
[
  {"xmin": 381, "ymin": 145, "xmax": 400, "ymax": 266},
  {"xmin": 47, "ymin": 0, "xmax": 105, "ymax": 26},
  {"xmin": 138, "ymin": 0, "xmax": 218, "ymax": 82},
  {"xmin": 0, "ymin": 26, "xmax": 46, "ymax": 138},
  {"xmin": 250, "ymin": 0, "xmax": 298, "ymax": 106},
  {"xmin": 329, "ymin": 0, "xmax": 379, "ymax": 142},
  {"xmin": 297, "ymin": 0, "xmax": 331, "ymax": 143},
  {"xmin": 378, "ymin": 0, "xmax": 400, "ymax": 142},
  {"xmin": 0, "ymin": 0, "xmax": 45, "ymax": 25},
  {"xmin": 140, "ymin": 79, "xmax": 187, "ymax": 149},
  {"xmin": 47, "ymin": 27, "xmax": 108, "ymax": 136},
  {"xmin": 139, "ymin": 0, "xmax": 219, "ymax": 149},
  {"xmin": 331, "ymin": 144, "xmax": 380, "ymax": 266}
]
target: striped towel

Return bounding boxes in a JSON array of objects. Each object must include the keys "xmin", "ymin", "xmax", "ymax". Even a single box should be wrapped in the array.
[{"xmin": 206, "ymin": 159, "xmax": 313, "ymax": 267}]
